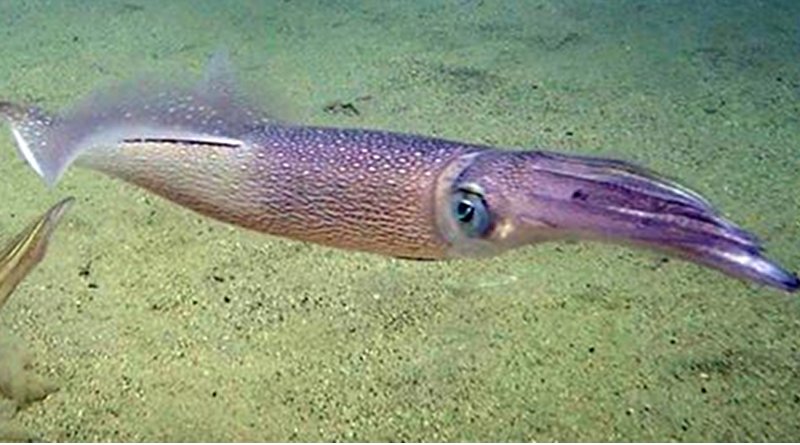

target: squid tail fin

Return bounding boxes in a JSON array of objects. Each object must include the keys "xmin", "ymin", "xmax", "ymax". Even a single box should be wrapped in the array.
[
  {"xmin": 0, "ymin": 51, "xmax": 268, "ymax": 187},
  {"xmin": 0, "ymin": 101, "xmax": 64, "ymax": 185}
]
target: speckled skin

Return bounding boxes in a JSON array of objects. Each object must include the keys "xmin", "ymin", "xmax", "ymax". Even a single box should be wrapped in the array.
[
  {"xmin": 240, "ymin": 127, "xmax": 482, "ymax": 258},
  {"xmin": 81, "ymin": 126, "xmax": 482, "ymax": 259}
]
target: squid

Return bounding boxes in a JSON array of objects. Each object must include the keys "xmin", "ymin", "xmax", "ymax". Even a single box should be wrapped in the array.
[{"xmin": 0, "ymin": 55, "xmax": 796, "ymax": 292}]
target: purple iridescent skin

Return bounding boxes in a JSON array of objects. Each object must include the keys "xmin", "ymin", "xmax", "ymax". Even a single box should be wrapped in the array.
[
  {"xmin": 87, "ymin": 126, "xmax": 481, "ymax": 259},
  {"xmin": 0, "ymin": 57, "xmax": 797, "ymax": 292}
]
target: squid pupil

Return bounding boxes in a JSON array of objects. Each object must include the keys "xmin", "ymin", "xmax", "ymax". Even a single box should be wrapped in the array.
[{"xmin": 457, "ymin": 200, "xmax": 474, "ymax": 222}]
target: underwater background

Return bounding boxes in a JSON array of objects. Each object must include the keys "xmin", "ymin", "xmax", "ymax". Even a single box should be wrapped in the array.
[{"xmin": 0, "ymin": 0, "xmax": 798, "ymax": 441}]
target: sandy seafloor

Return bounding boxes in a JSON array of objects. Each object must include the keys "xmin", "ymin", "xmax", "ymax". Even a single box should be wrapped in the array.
[{"xmin": 0, "ymin": 0, "xmax": 798, "ymax": 441}]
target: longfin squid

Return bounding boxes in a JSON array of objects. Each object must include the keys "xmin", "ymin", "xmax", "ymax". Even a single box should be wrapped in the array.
[{"xmin": 0, "ymin": 55, "xmax": 796, "ymax": 292}]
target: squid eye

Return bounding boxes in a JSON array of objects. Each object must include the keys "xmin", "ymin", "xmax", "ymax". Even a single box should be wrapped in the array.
[{"xmin": 451, "ymin": 189, "xmax": 491, "ymax": 237}]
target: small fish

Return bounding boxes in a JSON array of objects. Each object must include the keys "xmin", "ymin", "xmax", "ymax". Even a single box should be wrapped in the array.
[
  {"xmin": 0, "ymin": 198, "xmax": 73, "ymax": 310},
  {"xmin": 0, "ymin": 54, "xmax": 796, "ymax": 292}
]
